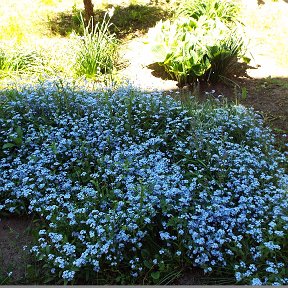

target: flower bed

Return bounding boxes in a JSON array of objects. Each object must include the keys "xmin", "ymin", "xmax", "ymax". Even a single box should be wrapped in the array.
[{"xmin": 0, "ymin": 81, "xmax": 287, "ymax": 284}]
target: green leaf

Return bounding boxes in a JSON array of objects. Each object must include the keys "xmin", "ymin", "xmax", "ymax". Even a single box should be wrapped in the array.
[
  {"xmin": 144, "ymin": 260, "xmax": 153, "ymax": 269},
  {"xmin": 151, "ymin": 271, "xmax": 160, "ymax": 280},
  {"xmin": 16, "ymin": 126, "xmax": 23, "ymax": 138},
  {"xmin": 241, "ymin": 87, "xmax": 247, "ymax": 100},
  {"xmin": 141, "ymin": 249, "xmax": 150, "ymax": 259},
  {"xmin": 44, "ymin": 277, "xmax": 55, "ymax": 284},
  {"xmin": 45, "ymin": 245, "xmax": 50, "ymax": 254},
  {"xmin": 159, "ymin": 262, "xmax": 165, "ymax": 270},
  {"xmin": 2, "ymin": 143, "xmax": 15, "ymax": 149},
  {"xmin": 242, "ymin": 56, "xmax": 251, "ymax": 64},
  {"xmin": 13, "ymin": 137, "xmax": 22, "ymax": 146}
]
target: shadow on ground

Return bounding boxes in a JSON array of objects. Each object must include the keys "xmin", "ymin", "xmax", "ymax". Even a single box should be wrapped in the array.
[
  {"xmin": 47, "ymin": 9, "xmax": 82, "ymax": 36},
  {"xmin": 146, "ymin": 61, "xmax": 288, "ymax": 138},
  {"xmin": 0, "ymin": 215, "xmax": 34, "ymax": 283},
  {"xmin": 159, "ymin": 74, "xmax": 288, "ymax": 148},
  {"xmin": 147, "ymin": 61, "xmax": 256, "ymax": 85},
  {"xmin": 47, "ymin": 4, "xmax": 170, "ymax": 39},
  {"xmin": 105, "ymin": 4, "xmax": 170, "ymax": 39}
]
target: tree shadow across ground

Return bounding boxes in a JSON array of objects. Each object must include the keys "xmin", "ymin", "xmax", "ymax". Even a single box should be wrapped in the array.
[
  {"xmin": 46, "ymin": 4, "xmax": 171, "ymax": 39},
  {"xmin": 107, "ymin": 4, "xmax": 171, "ymax": 39},
  {"xmin": 46, "ymin": 9, "xmax": 82, "ymax": 36}
]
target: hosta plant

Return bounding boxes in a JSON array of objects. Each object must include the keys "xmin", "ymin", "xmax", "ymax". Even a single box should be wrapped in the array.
[
  {"xmin": 149, "ymin": 16, "xmax": 247, "ymax": 85},
  {"xmin": 175, "ymin": 0, "xmax": 241, "ymax": 25}
]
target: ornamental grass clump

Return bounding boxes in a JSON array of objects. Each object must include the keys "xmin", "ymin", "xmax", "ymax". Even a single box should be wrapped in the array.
[
  {"xmin": 74, "ymin": 12, "xmax": 118, "ymax": 79},
  {"xmin": 0, "ymin": 81, "xmax": 287, "ymax": 285}
]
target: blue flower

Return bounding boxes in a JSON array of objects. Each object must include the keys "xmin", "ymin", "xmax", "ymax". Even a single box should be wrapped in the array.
[
  {"xmin": 1, "ymin": 81, "xmax": 287, "ymax": 285},
  {"xmin": 251, "ymin": 278, "xmax": 262, "ymax": 285}
]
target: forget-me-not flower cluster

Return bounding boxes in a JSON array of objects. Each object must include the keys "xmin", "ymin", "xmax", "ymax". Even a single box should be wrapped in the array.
[{"xmin": 0, "ymin": 80, "xmax": 287, "ymax": 284}]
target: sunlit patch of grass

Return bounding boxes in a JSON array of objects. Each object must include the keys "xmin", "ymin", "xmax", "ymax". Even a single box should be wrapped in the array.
[
  {"xmin": 0, "ymin": 0, "xmax": 83, "ymax": 43},
  {"xmin": 0, "ymin": 16, "xmax": 26, "ymax": 43},
  {"xmin": 0, "ymin": 0, "xmax": 171, "ymax": 81},
  {"xmin": 0, "ymin": 1, "xmax": 43, "ymax": 43},
  {"xmin": 272, "ymin": 38, "xmax": 288, "ymax": 67},
  {"xmin": 240, "ymin": 0, "xmax": 288, "ymax": 67},
  {"xmin": 39, "ymin": 0, "xmax": 58, "ymax": 6},
  {"xmin": 0, "ymin": 47, "xmax": 44, "ymax": 77},
  {"xmin": 18, "ymin": 37, "xmax": 78, "ymax": 79}
]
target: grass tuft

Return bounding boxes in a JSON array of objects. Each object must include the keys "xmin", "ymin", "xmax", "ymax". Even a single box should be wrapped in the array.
[{"xmin": 74, "ymin": 12, "xmax": 119, "ymax": 79}]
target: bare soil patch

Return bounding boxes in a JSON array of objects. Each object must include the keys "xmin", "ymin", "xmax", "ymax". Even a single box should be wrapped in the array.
[{"xmin": 0, "ymin": 216, "xmax": 34, "ymax": 282}]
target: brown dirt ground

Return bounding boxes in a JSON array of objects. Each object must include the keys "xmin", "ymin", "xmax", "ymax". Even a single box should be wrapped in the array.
[{"xmin": 0, "ymin": 216, "xmax": 33, "ymax": 282}]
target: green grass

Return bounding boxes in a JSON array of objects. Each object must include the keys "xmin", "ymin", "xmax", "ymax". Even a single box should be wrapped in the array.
[
  {"xmin": 73, "ymin": 12, "xmax": 119, "ymax": 79},
  {"xmin": 0, "ymin": 0, "xmax": 173, "ymax": 84},
  {"xmin": 0, "ymin": 47, "xmax": 45, "ymax": 77},
  {"xmin": 240, "ymin": 0, "xmax": 288, "ymax": 67},
  {"xmin": 175, "ymin": 0, "xmax": 240, "ymax": 24},
  {"xmin": 262, "ymin": 77, "xmax": 288, "ymax": 90},
  {"xmin": 0, "ymin": 0, "xmax": 287, "ymax": 85}
]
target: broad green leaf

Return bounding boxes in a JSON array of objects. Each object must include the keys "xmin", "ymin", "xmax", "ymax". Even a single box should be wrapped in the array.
[
  {"xmin": 2, "ymin": 143, "xmax": 15, "ymax": 149},
  {"xmin": 151, "ymin": 271, "xmax": 160, "ymax": 280}
]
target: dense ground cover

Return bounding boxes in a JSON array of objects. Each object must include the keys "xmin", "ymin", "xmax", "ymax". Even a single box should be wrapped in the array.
[
  {"xmin": 0, "ymin": 0, "xmax": 287, "ymax": 285},
  {"xmin": 0, "ymin": 81, "xmax": 287, "ymax": 284}
]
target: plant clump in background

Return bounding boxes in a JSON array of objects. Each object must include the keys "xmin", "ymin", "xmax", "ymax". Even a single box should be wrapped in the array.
[
  {"xmin": 0, "ymin": 48, "xmax": 45, "ymax": 77},
  {"xmin": 0, "ymin": 81, "xmax": 287, "ymax": 285},
  {"xmin": 148, "ymin": 0, "xmax": 249, "ymax": 86},
  {"xmin": 175, "ymin": 0, "xmax": 241, "ymax": 24},
  {"xmin": 73, "ymin": 11, "xmax": 119, "ymax": 79}
]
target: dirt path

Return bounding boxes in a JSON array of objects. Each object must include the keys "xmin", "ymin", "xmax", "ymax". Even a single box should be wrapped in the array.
[{"xmin": 119, "ymin": 35, "xmax": 178, "ymax": 91}]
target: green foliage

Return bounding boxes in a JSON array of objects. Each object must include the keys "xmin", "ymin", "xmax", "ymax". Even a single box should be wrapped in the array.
[
  {"xmin": 74, "ymin": 12, "xmax": 119, "ymax": 79},
  {"xmin": 0, "ymin": 81, "xmax": 288, "ymax": 285},
  {"xmin": 47, "ymin": 5, "xmax": 82, "ymax": 37},
  {"xmin": 175, "ymin": 0, "xmax": 240, "ymax": 24},
  {"xmin": 107, "ymin": 4, "xmax": 171, "ymax": 39},
  {"xmin": 0, "ymin": 48, "xmax": 44, "ymax": 77},
  {"xmin": 205, "ymin": 31, "xmax": 247, "ymax": 83},
  {"xmin": 149, "ymin": 16, "xmax": 247, "ymax": 85},
  {"xmin": 0, "ymin": 272, "xmax": 12, "ymax": 285}
]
